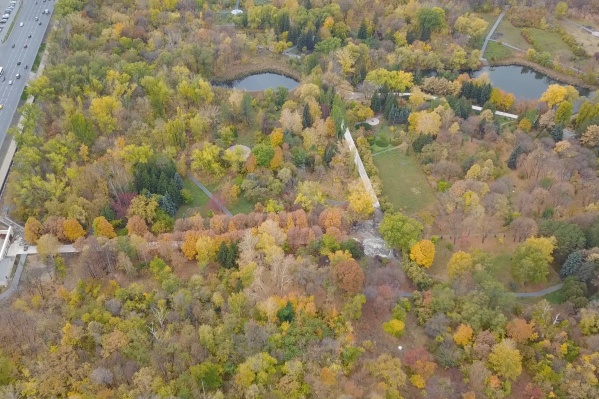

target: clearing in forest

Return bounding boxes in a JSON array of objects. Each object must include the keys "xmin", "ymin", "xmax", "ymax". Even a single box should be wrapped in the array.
[{"xmin": 373, "ymin": 149, "xmax": 435, "ymax": 215}]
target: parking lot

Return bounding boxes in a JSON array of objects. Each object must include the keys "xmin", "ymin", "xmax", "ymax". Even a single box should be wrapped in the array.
[{"xmin": 0, "ymin": 0, "xmax": 21, "ymax": 43}]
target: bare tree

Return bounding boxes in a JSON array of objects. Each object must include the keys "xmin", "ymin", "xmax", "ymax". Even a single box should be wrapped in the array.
[{"xmin": 510, "ymin": 217, "xmax": 538, "ymax": 242}]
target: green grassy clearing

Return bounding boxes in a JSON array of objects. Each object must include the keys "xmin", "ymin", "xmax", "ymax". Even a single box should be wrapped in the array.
[
  {"xmin": 428, "ymin": 241, "xmax": 454, "ymax": 282},
  {"xmin": 528, "ymin": 28, "xmax": 572, "ymax": 55},
  {"xmin": 485, "ymin": 41, "xmax": 514, "ymax": 60},
  {"xmin": 175, "ymin": 178, "xmax": 211, "ymax": 219},
  {"xmin": 229, "ymin": 198, "xmax": 255, "ymax": 214},
  {"xmin": 494, "ymin": 19, "xmax": 530, "ymax": 51},
  {"xmin": 372, "ymin": 149, "xmax": 436, "ymax": 215},
  {"xmin": 544, "ymin": 288, "xmax": 565, "ymax": 304},
  {"xmin": 476, "ymin": 13, "xmax": 501, "ymax": 38}
]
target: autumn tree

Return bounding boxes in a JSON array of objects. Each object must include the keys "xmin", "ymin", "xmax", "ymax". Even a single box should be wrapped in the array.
[
  {"xmin": 408, "ymin": 110, "xmax": 442, "ymax": 136},
  {"xmin": 92, "ymin": 216, "xmax": 116, "ymax": 239},
  {"xmin": 365, "ymin": 68, "xmax": 414, "ymax": 92},
  {"xmin": 454, "ymin": 13, "xmax": 489, "ymax": 37},
  {"xmin": 24, "ymin": 216, "xmax": 43, "ymax": 244},
  {"xmin": 409, "ymin": 239, "xmax": 435, "ymax": 268},
  {"xmin": 511, "ymin": 237, "xmax": 556, "ymax": 285},
  {"xmin": 487, "ymin": 339, "xmax": 522, "ymax": 381},
  {"xmin": 580, "ymin": 125, "xmax": 599, "ymax": 148},
  {"xmin": 506, "ymin": 318, "xmax": 534, "ymax": 343},
  {"xmin": 540, "ymin": 84, "xmax": 577, "ymax": 108},
  {"xmin": 63, "ymin": 218, "xmax": 85, "ymax": 242},
  {"xmin": 126, "ymin": 195, "xmax": 158, "ymax": 224},
  {"xmin": 181, "ymin": 231, "xmax": 201, "ymax": 260},
  {"xmin": 348, "ymin": 181, "xmax": 374, "ymax": 219},
  {"xmin": 453, "ymin": 324, "xmax": 474, "ymax": 347},
  {"xmin": 126, "ymin": 215, "xmax": 148, "ymax": 236},
  {"xmin": 332, "ymin": 258, "xmax": 365, "ymax": 295},
  {"xmin": 37, "ymin": 234, "xmax": 60, "ymax": 266},
  {"xmin": 448, "ymin": 251, "xmax": 474, "ymax": 278},
  {"xmin": 379, "ymin": 212, "xmax": 423, "ymax": 253}
]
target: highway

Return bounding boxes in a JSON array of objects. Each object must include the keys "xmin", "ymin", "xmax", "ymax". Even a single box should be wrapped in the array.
[{"xmin": 0, "ymin": 0, "xmax": 54, "ymax": 146}]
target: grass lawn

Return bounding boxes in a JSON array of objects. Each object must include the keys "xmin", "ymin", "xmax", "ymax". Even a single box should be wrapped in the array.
[
  {"xmin": 372, "ymin": 149, "xmax": 436, "ymax": 215},
  {"xmin": 175, "ymin": 178, "xmax": 211, "ymax": 219},
  {"xmin": 494, "ymin": 19, "xmax": 530, "ymax": 51},
  {"xmin": 229, "ymin": 198, "xmax": 255, "ymax": 214},
  {"xmin": 485, "ymin": 41, "xmax": 514, "ymax": 60},
  {"xmin": 528, "ymin": 28, "xmax": 572, "ymax": 55},
  {"xmin": 476, "ymin": 12, "xmax": 501, "ymax": 38},
  {"xmin": 428, "ymin": 240, "xmax": 454, "ymax": 282},
  {"xmin": 544, "ymin": 288, "xmax": 565, "ymax": 304}
]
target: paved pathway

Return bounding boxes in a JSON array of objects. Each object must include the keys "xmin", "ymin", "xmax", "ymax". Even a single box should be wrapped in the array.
[
  {"xmin": 0, "ymin": 254, "xmax": 26, "ymax": 301},
  {"xmin": 187, "ymin": 173, "xmax": 233, "ymax": 217},
  {"xmin": 514, "ymin": 283, "xmax": 564, "ymax": 297},
  {"xmin": 481, "ymin": 8, "xmax": 507, "ymax": 60}
]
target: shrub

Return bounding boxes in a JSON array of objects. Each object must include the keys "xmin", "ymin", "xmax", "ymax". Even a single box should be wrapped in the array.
[{"xmin": 382, "ymin": 319, "xmax": 405, "ymax": 338}]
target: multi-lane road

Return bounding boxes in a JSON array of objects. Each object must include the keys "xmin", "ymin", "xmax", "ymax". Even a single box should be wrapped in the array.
[{"xmin": 0, "ymin": 0, "xmax": 54, "ymax": 146}]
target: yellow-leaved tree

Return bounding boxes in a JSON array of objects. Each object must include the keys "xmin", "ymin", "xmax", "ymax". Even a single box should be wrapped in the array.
[
  {"xmin": 63, "ymin": 218, "xmax": 86, "ymax": 242},
  {"xmin": 448, "ymin": 251, "xmax": 474, "ymax": 278},
  {"xmin": 409, "ymin": 239, "xmax": 435, "ymax": 268},
  {"xmin": 348, "ymin": 182, "xmax": 374, "ymax": 220},
  {"xmin": 92, "ymin": 216, "xmax": 116, "ymax": 239},
  {"xmin": 453, "ymin": 324, "xmax": 474, "ymax": 347}
]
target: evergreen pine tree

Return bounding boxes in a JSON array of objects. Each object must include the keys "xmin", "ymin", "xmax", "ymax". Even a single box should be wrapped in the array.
[
  {"xmin": 217, "ymin": 241, "xmax": 228, "ymax": 267},
  {"xmin": 226, "ymin": 242, "xmax": 239, "ymax": 269},
  {"xmin": 507, "ymin": 145, "xmax": 523, "ymax": 170},
  {"xmin": 302, "ymin": 105, "xmax": 313, "ymax": 129},
  {"xmin": 550, "ymin": 124, "xmax": 564, "ymax": 142},
  {"xmin": 358, "ymin": 20, "xmax": 369, "ymax": 40},
  {"xmin": 370, "ymin": 91, "xmax": 383, "ymax": 113},
  {"xmin": 561, "ymin": 250, "xmax": 583, "ymax": 278},
  {"xmin": 159, "ymin": 193, "xmax": 177, "ymax": 217}
]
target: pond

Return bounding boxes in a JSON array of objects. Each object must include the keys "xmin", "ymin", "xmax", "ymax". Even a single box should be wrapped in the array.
[
  {"xmin": 472, "ymin": 65, "xmax": 590, "ymax": 101},
  {"xmin": 214, "ymin": 73, "xmax": 299, "ymax": 91}
]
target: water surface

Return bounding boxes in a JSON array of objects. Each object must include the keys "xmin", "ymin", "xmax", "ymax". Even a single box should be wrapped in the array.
[
  {"xmin": 472, "ymin": 65, "xmax": 590, "ymax": 100},
  {"xmin": 216, "ymin": 73, "xmax": 299, "ymax": 91}
]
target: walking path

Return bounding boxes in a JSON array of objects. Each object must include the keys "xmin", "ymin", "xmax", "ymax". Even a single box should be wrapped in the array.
[
  {"xmin": 397, "ymin": 282, "xmax": 565, "ymax": 298},
  {"xmin": 514, "ymin": 283, "xmax": 564, "ymax": 298},
  {"xmin": 187, "ymin": 173, "xmax": 233, "ymax": 217},
  {"xmin": 0, "ymin": 254, "xmax": 26, "ymax": 301},
  {"xmin": 481, "ymin": 8, "xmax": 507, "ymax": 60}
]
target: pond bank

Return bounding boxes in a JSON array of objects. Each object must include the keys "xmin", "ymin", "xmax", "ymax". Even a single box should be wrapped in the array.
[
  {"xmin": 487, "ymin": 58, "xmax": 598, "ymax": 90},
  {"xmin": 211, "ymin": 54, "xmax": 301, "ymax": 84}
]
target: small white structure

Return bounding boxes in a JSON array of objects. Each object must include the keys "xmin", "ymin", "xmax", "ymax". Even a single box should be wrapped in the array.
[
  {"xmin": 0, "ymin": 225, "xmax": 13, "ymax": 287},
  {"xmin": 231, "ymin": 9, "xmax": 243, "ymax": 15},
  {"xmin": 592, "ymin": 31, "xmax": 599, "ymax": 37}
]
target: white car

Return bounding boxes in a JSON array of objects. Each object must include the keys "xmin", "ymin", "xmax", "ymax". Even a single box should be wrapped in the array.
[
  {"xmin": 8, "ymin": 80, "xmax": 12, "ymax": 85},
  {"xmin": 19, "ymin": 22, "xmax": 23, "ymax": 27}
]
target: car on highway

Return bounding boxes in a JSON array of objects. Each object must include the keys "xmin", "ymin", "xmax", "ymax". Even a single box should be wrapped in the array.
[
  {"xmin": 23, "ymin": 44, "xmax": 27, "ymax": 48},
  {"xmin": 15, "ymin": 74, "xmax": 20, "ymax": 79},
  {"xmin": 16, "ymin": 61, "xmax": 21, "ymax": 65},
  {"xmin": 0, "ymin": 105, "xmax": 3, "ymax": 110},
  {"xmin": 19, "ymin": 22, "xmax": 23, "ymax": 27},
  {"xmin": 27, "ymin": 34, "xmax": 31, "ymax": 38},
  {"xmin": 0, "ymin": 19, "xmax": 7, "ymax": 24},
  {"xmin": 8, "ymin": 80, "xmax": 12, "ymax": 85},
  {"xmin": 35, "ymin": 16, "xmax": 39, "ymax": 21}
]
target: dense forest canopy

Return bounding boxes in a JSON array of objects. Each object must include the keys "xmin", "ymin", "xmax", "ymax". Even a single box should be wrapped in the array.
[{"xmin": 1, "ymin": 0, "xmax": 599, "ymax": 398}]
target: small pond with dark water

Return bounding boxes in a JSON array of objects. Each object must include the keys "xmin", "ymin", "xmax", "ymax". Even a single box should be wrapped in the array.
[
  {"xmin": 214, "ymin": 72, "xmax": 299, "ymax": 91},
  {"xmin": 472, "ymin": 65, "xmax": 590, "ymax": 101}
]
